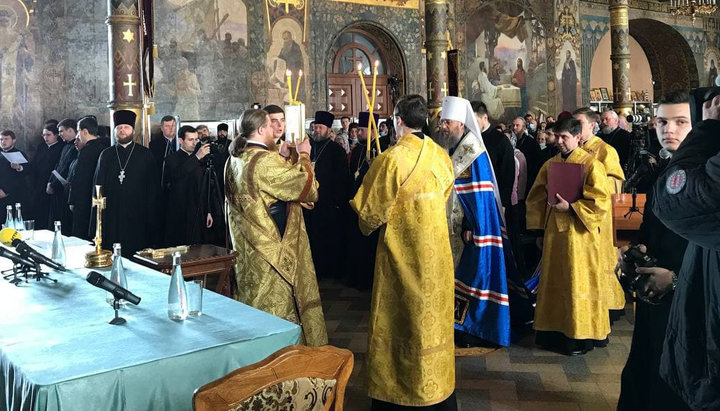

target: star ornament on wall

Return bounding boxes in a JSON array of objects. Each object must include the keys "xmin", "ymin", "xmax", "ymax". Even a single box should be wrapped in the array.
[{"xmin": 122, "ymin": 29, "xmax": 134, "ymax": 43}]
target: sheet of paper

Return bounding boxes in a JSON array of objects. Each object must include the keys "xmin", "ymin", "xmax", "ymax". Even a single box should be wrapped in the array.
[
  {"xmin": 51, "ymin": 170, "xmax": 69, "ymax": 185},
  {"xmin": 1, "ymin": 151, "xmax": 28, "ymax": 164}
]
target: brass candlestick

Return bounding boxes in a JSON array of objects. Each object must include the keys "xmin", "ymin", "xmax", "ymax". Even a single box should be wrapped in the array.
[{"xmin": 85, "ymin": 185, "xmax": 112, "ymax": 267}]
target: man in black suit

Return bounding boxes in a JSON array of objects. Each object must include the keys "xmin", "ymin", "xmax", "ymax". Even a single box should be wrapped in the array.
[{"xmin": 149, "ymin": 115, "xmax": 177, "ymax": 175}]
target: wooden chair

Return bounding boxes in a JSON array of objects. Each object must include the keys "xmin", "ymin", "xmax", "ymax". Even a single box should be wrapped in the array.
[{"xmin": 193, "ymin": 345, "xmax": 354, "ymax": 411}]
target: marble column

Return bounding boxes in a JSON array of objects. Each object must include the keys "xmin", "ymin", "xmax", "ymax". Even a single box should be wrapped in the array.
[
  {"xmin": 609, "ymin": 0, "xmax": 632, "ymax": 116},
  {"xmin": 107, "ymin": 0, "xmax": 146, "ymax": 145},
  {"xmin": 425, "ymin": 0, "xmax": 449, "ymax": 132}
]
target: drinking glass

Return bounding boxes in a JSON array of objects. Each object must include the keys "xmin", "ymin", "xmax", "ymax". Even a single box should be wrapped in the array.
[
  {"xmin": 188, "ymin": 279, "xmax": 204, "ymax": 317},
  {"xmin": 23, "ymin": 220, "xmax": 35, "ymax": 240}
]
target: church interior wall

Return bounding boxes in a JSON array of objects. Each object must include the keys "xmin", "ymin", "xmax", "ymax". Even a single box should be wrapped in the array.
[{"xmin": 589, "ymin": 33, "xmax": 653, "ymax": 102}]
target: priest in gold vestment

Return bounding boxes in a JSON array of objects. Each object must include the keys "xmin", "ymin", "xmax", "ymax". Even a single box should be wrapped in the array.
[
  {"xmin": 225, "ymin": 109, "xmax": 328, "ymax": 347},
  {"xmin": 350, "ymin": 95, "xmax": 457, "ymax": 409},
  {"xmin": 526, "ymin": 118, "xmax": 613, "ymax": 356},
  {"xmin": 573, "ymin": 108, "xmax": 627, "ymax": 313}
]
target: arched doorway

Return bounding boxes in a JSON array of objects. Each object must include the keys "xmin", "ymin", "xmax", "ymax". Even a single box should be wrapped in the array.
[
  {"xmin": 326, "ymin": 23, "xmax": 406, "ymax": 118},
  {"xmin": 589, "ymin": 19, "xmax": 698, "ymax": 104}
]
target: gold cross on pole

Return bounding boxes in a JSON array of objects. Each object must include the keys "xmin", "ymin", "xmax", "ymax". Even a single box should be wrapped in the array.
[
  {"xmin": 123, "ymin": 74, "xmax": 137, "ymax": 97},
  {"xmin": 91, "ymin": 185, "xmax": 107, "ymax": 253}
]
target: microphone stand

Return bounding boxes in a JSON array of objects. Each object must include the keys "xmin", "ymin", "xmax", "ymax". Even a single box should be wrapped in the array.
[
  {"xmin": 109, "ymin": 297, "xmax": 126, "ymax": 325},
  {"xmin": 2, "ymin": 260, "xmax": 56, "ymax": 285},
  {"xmin": 624, "ymin": 188, "xmax": 643, "ymax": 219}
]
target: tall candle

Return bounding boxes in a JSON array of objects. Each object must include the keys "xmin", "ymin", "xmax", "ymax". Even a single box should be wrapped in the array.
[
  {"xmin": 293, "ymin": 70, "xmax": 303, "ymax": 103},
  {"xmin": 286, "ymin": 70, "xmax": 293, "ymax": 104}
]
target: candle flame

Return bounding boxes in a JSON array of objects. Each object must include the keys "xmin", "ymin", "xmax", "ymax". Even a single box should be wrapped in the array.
[
  {"xmin": 357, "ymin": 63, "xmax": 363, "ymax": 71},
  {"xmin": 286, "ymin": 70, "xmax": 292, "ymax": 76},
  {"xmin": 298, "ymin": 70, "xmax": 303, "ymax": 77},
  {"xmin": 374, "ymin": 60, "xmax": 379, "ymax": 68}
]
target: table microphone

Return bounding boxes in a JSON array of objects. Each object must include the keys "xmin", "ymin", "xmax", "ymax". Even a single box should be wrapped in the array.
[
  {"xmin": 0, "ymin": 228, "xmax": 66, "ymax": 271},
  {"xmin": 0, "ymin": 246, "xmax": 36, "ymax": 267},
  {"xmin": 86, "ymin": 271, "xmax": 141, "ymax": 305}
]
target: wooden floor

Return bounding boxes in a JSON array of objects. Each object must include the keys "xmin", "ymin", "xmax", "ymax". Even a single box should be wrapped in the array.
[{"xmin": 320, "ymin": 279, "xmax": 632, "ymax": 411}]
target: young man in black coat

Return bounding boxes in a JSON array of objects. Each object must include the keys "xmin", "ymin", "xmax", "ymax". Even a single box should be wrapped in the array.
[
  {"xmin": 616, "ymin": 92, "xmax": 692, "ymax": 411},
  {"xmin": 652, "ymin": 93, "xmax": 720, "ymax": 411},
  {"xmin": 0, "ymin": 130, "xmax": 27, "ymax": 212}
]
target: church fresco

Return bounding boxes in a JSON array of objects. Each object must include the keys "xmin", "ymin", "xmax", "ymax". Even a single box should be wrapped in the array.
[
  {"xmin": 704, "ymin": 47, "xmax": 720, "ymax": 87},
  {"xmin": 153, "ymin": 0, "xmax": 250, "ymax": 120},
  {"xmin": 264, "ymin": 17, "xmax": 309, "ymax": 108},
  {"xmin": 464, "ymin": 3, "xmax": 548, "ymax": 122},
  {"xmin": 556, "ymin": 41, "xmax": 580, "ymax": 112},
  {"xmin": 0, "ymin": 0, "xmax": 34, "ymax": 136}
]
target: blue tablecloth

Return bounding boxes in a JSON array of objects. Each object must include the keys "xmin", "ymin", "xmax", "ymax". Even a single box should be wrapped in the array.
[{"xmin": 0, "ymin": 232, "xmax": 301, "ymax": 411}]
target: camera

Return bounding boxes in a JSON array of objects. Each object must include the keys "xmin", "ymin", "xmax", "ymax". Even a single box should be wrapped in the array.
[
  {"xmin": 689, "ymin": 86, "xmax": 720, "ymax": 125},
  {"xmin": 617, "ymin": 245, "xmax": 660, "ymax": 302},
  {"xmin": 198, "ymin": 137, "xmax": 219, "ymax": 165}
]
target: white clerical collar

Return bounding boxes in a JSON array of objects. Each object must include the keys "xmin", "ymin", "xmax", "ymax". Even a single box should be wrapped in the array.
[
  {"xmin": 119, "ymin": 141, "xmax": 133, "ymax": 148},
  {"xmin": 180, "ymin": 147, "xmax": 193, "ymax": 155},
  {"xmin": 482, "ymin": 124, "xmax": 491, "ymax": 133},
  {"xmin": 47, "ymin": 141, "xmax": 58, "ymax": 147}
]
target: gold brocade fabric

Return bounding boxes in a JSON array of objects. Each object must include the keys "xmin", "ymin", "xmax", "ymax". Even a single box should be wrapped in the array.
[
  {"xmin": 350, "ymin": 134, "xmax": 456, "ymax": 407},
  {"xmin": 581, "ymin": 136, "xmax": 626, "ymax": 310},
  {"xmin": 225, "ymin": 148, "xmax": 328, "ymax": 347},
  {"xmin": 526, "ymin": 149, "xmax": 613, "ymax": 340}
]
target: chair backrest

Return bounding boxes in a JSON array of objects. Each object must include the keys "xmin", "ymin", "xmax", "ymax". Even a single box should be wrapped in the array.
[{"xmin": 193, "ymin": 344, "xmax": 354, "ymax": 411}]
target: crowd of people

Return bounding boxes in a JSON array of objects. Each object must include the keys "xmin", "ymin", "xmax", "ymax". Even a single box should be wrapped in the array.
[{"xmin": 1, "ymin": 89, "xmax": 718, "ymax": 410}]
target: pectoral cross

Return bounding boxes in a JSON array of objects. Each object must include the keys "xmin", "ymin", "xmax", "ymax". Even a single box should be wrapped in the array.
[
  {"xmin": 118, "ymin": 170, "xmax": 126, "ymax": 184},
  {"xmin": 123, "ymin": 74, "xmax": 136, "ymax": 97}
]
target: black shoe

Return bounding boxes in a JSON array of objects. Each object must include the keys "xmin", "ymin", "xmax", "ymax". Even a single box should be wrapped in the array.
[
  {"xmin": 566, "ymin": 347, "xmax": 591, "ymax": 356},
  {"xmin": 593, "ymin": 337, "xmax": 609, "ymax": 348}
]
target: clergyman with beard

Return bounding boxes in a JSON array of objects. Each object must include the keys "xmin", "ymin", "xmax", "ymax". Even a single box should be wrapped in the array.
[
  {"xmin": 304, "ymin": 111, "xmax": 349, "ymax": 279},
  {"xmin": 92, "ymin": 110, "xmax": 161, "ymax": 256}
]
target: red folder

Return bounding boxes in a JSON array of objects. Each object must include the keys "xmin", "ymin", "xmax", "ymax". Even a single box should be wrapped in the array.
[{"xmin": 548, "ymin": 162, "xmax": 585, "ymax": 205}]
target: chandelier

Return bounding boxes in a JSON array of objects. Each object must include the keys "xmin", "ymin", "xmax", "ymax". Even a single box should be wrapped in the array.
[{"xmin": 670, "ymin": 0, "xmax": 717, "ymax": 20}]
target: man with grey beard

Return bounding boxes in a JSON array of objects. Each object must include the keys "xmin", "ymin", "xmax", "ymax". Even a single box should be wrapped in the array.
[{"xmin": 303, "ymin": 110, "xmax": 349, "ymax": 279}]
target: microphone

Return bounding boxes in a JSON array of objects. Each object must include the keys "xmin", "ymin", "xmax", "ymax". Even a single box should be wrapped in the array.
[
  {"xmin": 86, "ymin": 271, "xmax": 141, "ymax": 305},
  {"xmin": 0, "ymin": 246, "xmax": 36, "ymax": 267},
  {"xmin": 0, "ymin": 228, "xmax": 67, "ymax": 271}
]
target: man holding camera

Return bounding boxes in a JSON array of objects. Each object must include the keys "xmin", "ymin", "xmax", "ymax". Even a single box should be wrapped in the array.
[
  {"xmin": 651, "ymin": 91, "xmax": 720, "ymax": 410},
  {"xmin": 163, "ymin": 125, "xmax": 215, "ymax": 247},
  {"xmin": 617, "ymin": 92, "xmax": 692, "ymax": 411}
]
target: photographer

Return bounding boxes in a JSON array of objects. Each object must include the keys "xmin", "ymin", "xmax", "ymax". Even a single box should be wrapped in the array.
[
  {"xmin": 617, "ymin": 92, "xmax": 692, "ymax": 411},
  {"xmin": 651, "ymin": 92, "xmax": 720, "ymax": 410},
  {"xmin": 163, "ymin": 125, "xmax": 218, "ymax": 247}
]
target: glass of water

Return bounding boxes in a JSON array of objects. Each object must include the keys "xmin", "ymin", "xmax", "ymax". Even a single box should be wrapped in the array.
[
  {"xmin": 188, "ymin": 279, "xmax": 204, "ymax": 317},
  {"xmin": 23, "ymin": 220, "xmax": 35, "ymax": 240}
]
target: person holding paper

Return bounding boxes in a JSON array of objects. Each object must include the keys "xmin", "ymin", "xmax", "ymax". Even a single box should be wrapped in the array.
[
  {"xmin": 47, "ymin": 118, "xmax": 79, "ymax": 234},
  {"xmin": 0, "ymin": 130, "xmax": 27, "ymax": 211},
  {"xmin": 27, "ymin": 122, "xmax": 63, "ymax": 229},
  {"xmin": 225, "ymin": 108, "xmax": 327, "ymax": 346},
  {"xmin": 526, "ymin": 118, "xmax": 613, "ymax": 355}
]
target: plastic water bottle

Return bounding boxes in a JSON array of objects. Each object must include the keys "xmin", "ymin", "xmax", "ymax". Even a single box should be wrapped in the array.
[
  {"xmin": 4, "ymin": 205, "xmax": 13, "ymax": 229},
  {"xmin": 107, "ymin": 243, "xmax": 128, "ymax": 306},
  {"xmin": 14, "ymin": 203, "xmax": 23, "ymax": 232},
  {"xmin": 167, "ymin": 251, "xmax": 188, "ymax": 321},
  {"xmin": 51, "ymin": 221, "xmax": 66, "ymax": 267}
]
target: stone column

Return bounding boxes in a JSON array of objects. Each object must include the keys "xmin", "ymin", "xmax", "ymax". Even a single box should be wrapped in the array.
[
  {"xmin": 609, "ymin": 0, "xmax": 632, "ymax": 116},
  {"xmin": 107, "ymin": 0, "xmax": 145, "ymax": 145},
  {"xmin": 425, "ymin": 0, "xmax": 449, "ymax": 131}
]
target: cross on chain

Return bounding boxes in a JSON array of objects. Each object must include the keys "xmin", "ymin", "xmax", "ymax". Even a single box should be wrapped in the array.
[
  {"xmin": 123, "ymin": 74, "xmax": 137, "ymax": 97},
  {"xmin": 118, "ymin": 170, "xmax": 126, "ymax": 184}
]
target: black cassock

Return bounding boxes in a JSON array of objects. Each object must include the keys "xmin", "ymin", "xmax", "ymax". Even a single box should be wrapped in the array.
[
  {"xmin": 27, "ymin": 142, "xmax": 63, "ymax": 229},
  {"xmin": 617, "ymin": 165, "xmax": 690, "ymax": 411},
  {"xmin": 69, "ymin": 138, "xmax": 109, "ymax": 240},
  {"xmin": 48, "ymin": 140, "xmax": 77, "ymax": 234},
  {"xmin": 344, "ymin": 143, "xmax": 379, "ymax": 291},
  {"xmin": 303, "ymin": 138, "xmax": 349, "ymax": 279},
  {"xmin": 92, "ymin": 142, "xmax": 160, "ymax": 257},
  {"xmin": 0, "ymin": 148, "xmax": 27, "ymax": 210}
]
